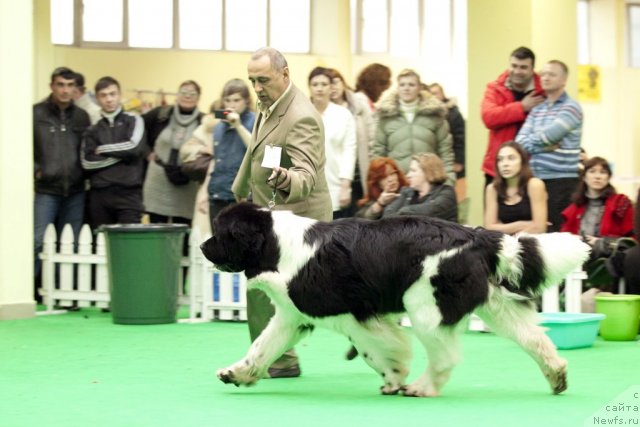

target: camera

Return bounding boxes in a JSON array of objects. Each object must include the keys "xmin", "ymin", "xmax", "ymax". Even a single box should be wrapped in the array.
[{"xmin": 214, "ymin": 109, "xmax": 232, "ymax": 119}]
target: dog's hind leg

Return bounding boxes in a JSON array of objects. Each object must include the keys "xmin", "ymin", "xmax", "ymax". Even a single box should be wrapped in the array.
[
  {"xmin": 336, "ymin": 315, "xmax": 412, "ymax": 395},
  {"xmin": 475, "ymin": 293, "xmax": 568, "ymax": 394},
  {"xmin": 216, "ymin": 311, "xmax": 309, "ymax": 387}
]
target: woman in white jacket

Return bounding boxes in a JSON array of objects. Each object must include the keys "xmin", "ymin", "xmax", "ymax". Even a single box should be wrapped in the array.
[
  {"xmin": 308, "ymin": 67, "xmax": 357, "ymax": 219},
  {"xmin": 328, "ymin": 68, "xmax": 376, "ymax": 215}
]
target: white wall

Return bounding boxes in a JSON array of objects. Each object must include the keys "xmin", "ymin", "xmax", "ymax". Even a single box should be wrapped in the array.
[{"xmin": 0, "ymin": 0, "xmax": 35, "ymax": 319}]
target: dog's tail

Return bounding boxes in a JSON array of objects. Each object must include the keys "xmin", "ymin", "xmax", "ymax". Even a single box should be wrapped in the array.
[{"xmin": 495, "ymin": 232, "xmax": 591, "ymax": 296}]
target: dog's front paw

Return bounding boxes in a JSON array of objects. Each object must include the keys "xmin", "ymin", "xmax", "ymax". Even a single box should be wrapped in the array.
[
  {"xmin": 380, "ymin": 383, "xmax": 405, "ymax": 395},
  {"xmin": 217, "ymin": 368, "xmax": 240, "ymax": 386},
  {"xmin": 545, "ymin": 361, "xmax": 568, "ymax": 395},
  {"xmin": 216, "ymin": 364, "xmax": 259, "ymax": 387},
  {"xmin": 402, "ymin": 383, "xmax": 439, "ymax": 398}
]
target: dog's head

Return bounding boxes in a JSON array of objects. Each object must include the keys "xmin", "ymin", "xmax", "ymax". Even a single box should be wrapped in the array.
[{"xmin": 200, "ymin": 202, "xmax": 279, "ymax": 277}]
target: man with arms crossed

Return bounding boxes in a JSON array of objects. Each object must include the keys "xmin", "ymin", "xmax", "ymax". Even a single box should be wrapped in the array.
[
  {"xmin": 81, "ymin": 76, "xmax": 148, "ymax": 230},
  {"xmin": 516, "ymin": 60, "xmax": 583, "ymax": 232}
]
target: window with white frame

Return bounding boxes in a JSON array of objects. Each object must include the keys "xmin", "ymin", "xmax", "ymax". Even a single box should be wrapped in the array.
[
  {"xmin": 178, "ymin": 0, "xmax": 223, "ymax": 50},
  {"xmin": 269, "ymin": 0, "xmax": 311, "ymax": 53},
  {"xmin": 225, "ymin": 0, "xmax": 267, "ymax": 51},
  {"xmin": 50, "ymin": 0, "xmax": 74, "ymax": 45},
  {"xmin": 128, "ymin": 0, "xmax": 173, "ymax": 48},
  {"xmin": 82, "ymin": 0, "xmax": 123, "ymax": 43},
  {"xmin": 630, "ymin": 4, "xmax": 640, "ymax": 67},
  {"xmin": 390, "ymin": 0, "xmax": 420, "ymax": 57},
  {"xmin": 351, "ymin": 0, "xmax": 468, "ymax": 117},
  {"xmin": 360, "ymin": 0, "xmax": 388, "ymax": 53},
  {"xmin": 353, "ymin": 0, "xmax": 457, "ymax": 58},
  {"xmin": 50, "ymin": 0, "xmax": 310, "ymax": 52},
  {"xmin": 577, "ymin": 0, "xmax": 590, "ymax": 65}
]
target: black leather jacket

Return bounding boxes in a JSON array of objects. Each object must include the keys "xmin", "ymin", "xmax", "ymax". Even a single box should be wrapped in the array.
[{"xmin": 33, "ymin": 97, "xmax": 90, "ymax": 196}]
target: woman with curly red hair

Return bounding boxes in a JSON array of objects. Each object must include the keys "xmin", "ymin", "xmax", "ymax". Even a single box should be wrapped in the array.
[{"xmin": 355, "ymin": 157, "xmax": 408, "ymax": 219}]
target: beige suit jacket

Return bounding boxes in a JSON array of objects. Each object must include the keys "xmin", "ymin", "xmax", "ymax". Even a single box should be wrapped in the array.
[{"xmin": 232, "ymin": 84, "xmax": 332, "ymax": 222}]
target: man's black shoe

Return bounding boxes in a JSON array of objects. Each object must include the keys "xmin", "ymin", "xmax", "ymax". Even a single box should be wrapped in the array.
[{"xmin": 267, "ymin": 364, "xmax": 301, "ymax": 378}]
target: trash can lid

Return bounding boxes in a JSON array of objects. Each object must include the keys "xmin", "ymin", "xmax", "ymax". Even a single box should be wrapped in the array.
[{"xmin": 99, "ymin": 223, "xmax": 189, "ymax": 233}]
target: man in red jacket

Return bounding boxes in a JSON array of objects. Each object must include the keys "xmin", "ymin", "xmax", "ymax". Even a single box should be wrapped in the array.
[{"xmin": 481, "ymin": 46, "xmax": 545, "ymax": 189}]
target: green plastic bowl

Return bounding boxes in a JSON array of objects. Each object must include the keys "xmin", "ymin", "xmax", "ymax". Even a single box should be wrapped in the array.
[{"xmin": 595, "ymin": 294, "xmax": 640, "ymax": 341}]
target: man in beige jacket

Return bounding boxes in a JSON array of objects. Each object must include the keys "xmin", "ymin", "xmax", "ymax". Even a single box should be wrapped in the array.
[{"xmin": 232, "ymin": 47, "xmax": 332, "ymax": 378}]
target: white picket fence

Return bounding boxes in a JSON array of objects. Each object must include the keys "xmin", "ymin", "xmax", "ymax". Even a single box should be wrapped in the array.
[
  {"xmin": 39, "ymin": 223, "xmax": 586, "ymax": 327},
  {"xmin": 38, "ymin": 223, "xmax": 247, "ymax": 322}
]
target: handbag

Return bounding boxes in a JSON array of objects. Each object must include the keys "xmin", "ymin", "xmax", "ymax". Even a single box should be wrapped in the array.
[
  {"xmin": 155, "ymin": 148, "xmax": 191, "ymax": 186},
  {"xmin": 181, "ymin": 153, "xmax": 212, "ymax": 182}
]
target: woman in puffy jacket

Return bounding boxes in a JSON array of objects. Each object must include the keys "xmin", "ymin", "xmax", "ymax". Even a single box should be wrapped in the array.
[{"xmin": 372, "ymin": 69, "xmax": 455, "ymax": 185}]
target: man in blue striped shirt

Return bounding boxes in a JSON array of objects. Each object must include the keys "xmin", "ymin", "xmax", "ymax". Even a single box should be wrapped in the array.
[{"xmin": 516, "ymin": 60, "xmax": 583, "ymax": 232}]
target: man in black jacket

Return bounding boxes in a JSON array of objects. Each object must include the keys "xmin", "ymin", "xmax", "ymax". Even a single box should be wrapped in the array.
[
  {"xmin": 81, "ymin": 76, "xmax": 148, "ymax": 229},
  {"xmin": 33, "ymin": 67, "xmax": 91, "ymax": 300}
]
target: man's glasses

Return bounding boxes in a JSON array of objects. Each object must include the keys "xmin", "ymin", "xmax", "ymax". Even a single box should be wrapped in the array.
[{"xmin": 179, "ymin": 90, "xmax": 199, "ymax": 98}]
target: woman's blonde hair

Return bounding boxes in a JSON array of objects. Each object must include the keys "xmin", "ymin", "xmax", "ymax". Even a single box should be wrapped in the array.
[
  {"xmin": 411, "ymin": 153, "xmax": 447, "ymax": 185},
  {"xmin": 397, "ymin": 68, "xmax": 422, "ymax": 84}
]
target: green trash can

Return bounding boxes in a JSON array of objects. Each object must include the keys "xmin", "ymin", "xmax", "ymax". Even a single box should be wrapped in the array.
[
  {"xmin": 595, "ymin": 294, "xmax": 640, "ymax": 341},
  {"xmin": 101, "ymin": 224, "xmax": 188, "ymax": 325}
]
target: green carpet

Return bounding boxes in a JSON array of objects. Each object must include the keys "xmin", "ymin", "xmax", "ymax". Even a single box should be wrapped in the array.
[{"xmin": 1, "ymin": 308, "xmax": 639, "ymax": 427}]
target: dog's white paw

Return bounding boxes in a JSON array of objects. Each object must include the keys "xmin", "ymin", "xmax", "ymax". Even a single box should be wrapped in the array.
[
  {"xmin": 402, "ymin": 384, "xmax": 440, "ymax": 398},
  {"xmin": 544, "ymin": 360, "xmax": 568, "ymax": 394},
  {"xmin": 379, "ymin": 381, "xmax": 406, "ymax": 395},
  {"xmin": 402, "ymin": 375, "xmax": 440, "ymax": 398},
  {"xmin": 216, "ymin": 363, "xmax": 259, "ymax": 387},
  {"xmin": 379, "ymin": 367, "xmax": 409, "ymax": 395}
]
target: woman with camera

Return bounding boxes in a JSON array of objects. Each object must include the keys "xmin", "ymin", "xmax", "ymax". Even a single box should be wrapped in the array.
[{"xmin": 198, "ymin": 79, "xmax": 255, "ymax": 230}]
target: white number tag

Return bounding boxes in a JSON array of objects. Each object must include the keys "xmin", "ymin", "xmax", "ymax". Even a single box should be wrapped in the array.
[{"xmin": 261, "ymin": 145, "xmax": 282, "ymax": 169}]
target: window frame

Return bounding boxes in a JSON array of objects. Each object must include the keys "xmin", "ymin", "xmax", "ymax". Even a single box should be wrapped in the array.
[
  {"xmin": 52, "ymin": 0, "xmax": 311, "ymax": 53},
  {"xmin": 628, "ymin": 3, "xmax": 640, "ymax": 68},
  {"xmin": 577, "ymin": 0, "xmax": 591, "ymax": 65},
  {"xmin": 351, "ymin": 0, "xmax": 456, "ymax": 57},
  {"xmin": 78, "ymin": 0, "xmax": 128, "ymax": 49}
]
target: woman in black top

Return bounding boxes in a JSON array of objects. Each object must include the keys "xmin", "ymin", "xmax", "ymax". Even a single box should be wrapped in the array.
[{"xmin": 484, "ymin": 141, "xmax": 548, "ymax": 235}]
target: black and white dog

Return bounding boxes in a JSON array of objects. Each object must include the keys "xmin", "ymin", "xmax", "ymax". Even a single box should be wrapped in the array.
[{"xmin": 201, "ymin": 202, "xmax": 590, "ymax": 397}]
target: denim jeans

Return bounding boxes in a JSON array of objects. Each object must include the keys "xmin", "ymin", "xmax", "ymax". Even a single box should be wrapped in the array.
[{"xmin": 34, "ymin": 191, "xmax": 85, "ymax": 277}]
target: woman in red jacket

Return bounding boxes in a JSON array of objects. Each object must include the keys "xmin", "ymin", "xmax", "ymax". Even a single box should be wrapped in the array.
[
  {"xmin": 560, "ymin": 157, "xmax": 633, "ymax": 239},
  {"xmin": 561, "ymin": 156, "xmax": 635, "ymax": 307}
]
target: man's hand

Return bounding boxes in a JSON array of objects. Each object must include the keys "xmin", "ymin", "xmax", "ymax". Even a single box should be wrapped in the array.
[
  {"xmin": 521, "ymin": 92, "xmax": 545, "ymax": 112},
  {"xmin": 267, "ymin": 166, "xmax": 288, "ymax": 187}
]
